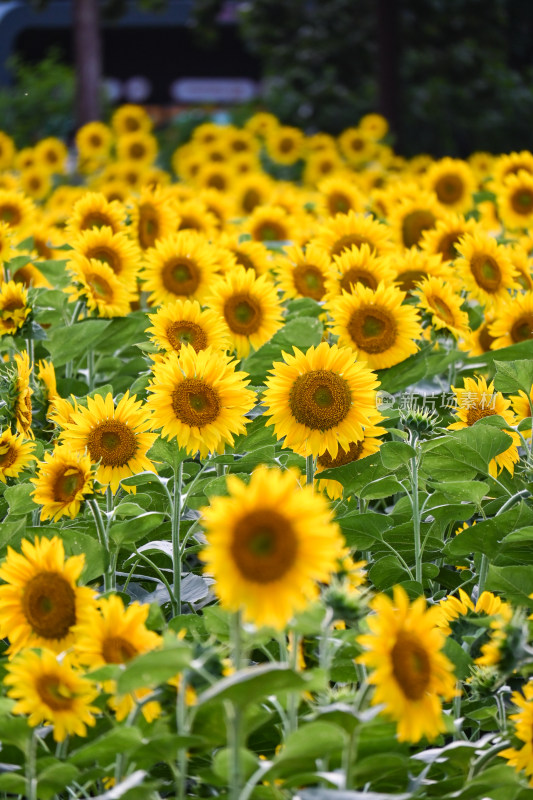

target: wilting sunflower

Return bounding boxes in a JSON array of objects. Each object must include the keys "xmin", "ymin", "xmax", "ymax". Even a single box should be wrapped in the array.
[
  {"xmin": 316, "ymin": 176, "xmax": 365, "ymax": 218},
  {"xmin": 4, "ymin": 649, "xmax": 99, "ymax": 742},
  {"xmin": 265, "ymin": 125, "xmax": 305, "ymax": 165},
  {"xmin": 488, "ymin": 291, "xmax": 533, "ymax": 349},
  {"xmin": 67, "ymin": 192, "xmax": 125, "ymax": 235},
  {"xmin": 200, "ymin": 466, "xmax": 345, "ymax": 629},
  {"xmin": 420, "ymin": 213, "xmax": 479, "ymax": 264},
  {"xmin": 147, "ymin": 345, "xmax": 254, "ymax": 458},
  {"xmin": 60, "ymin": 392, "xmax": 157, "ymax": 494},
  {"xmin": 312, "ymin": 210, "xmax": 393, "ymax": 259},
  {"xmin": 0, "ymin": 280, "xmax": 31, "ymax": 336},
  {"xmin": 34, "ymin": 136, "xmax": 68, "ymax": 174},
  {"xmin": 68, "ymin": 257, "xmax": 132, "ymax": 318},
  {"xmin": 0, "ymin": 535, "xmax": 96, "ymax": 655},
  {"xmin": 327, "ymin": 282, "xmax": 422, "ymax": 371},
  {"xmin": 324, "ymin": 243, "xmax": 397, "ymax": 299},
  {"xmin": 112, "ymin": 103, "xmax": 153, "ymax": 136},
  {"xmin": 141, "ymin": 231, "xmax": 222, "ymax": 306},
  {"xmin": 455, "ymin": 231, "xmax": 518, "ymax": 307},
  {"xmin": 424, "ymin": 157, "xmax": 476, "ymax": 214},
  {"xmin": 146, "ymin": 297, "xmax": 230, "ymax": 356},
  {"xmin": 448, "ymin": 376, "xmax": 520, "ymax": 477},
  {"xmin": 73, "ymin": 594, "xmax": 162, "ymax": 723},
  {"xmin": 357, "ymin": 585, "xmax": 458, "ymax": 743},
  {"xmin": 207, "ymin": 266, "xmax": 284, "ymax": 357},
  {"xmin": 130, "ymin": 186, "xmax": 178, "ymax": 250},
  {"xmin": 413, "ymin": 276, "xmax": 470, "ymax": 337},
  {"xmin": 500, "ymin": 681, "xmax": 533, "ymax": 786},
  {"xmin": 263, "ymin": 342, "xmax": 381, "ymax": 459},
  {"xmin": 0, "ymin": 189, "xmax": 35, "ymax": 230},
  {"xmin": 315, "ymin": 426, "xmax": 386, "ymax": 500},
  {"xmin": 69, "ymin": 225, "xmax": 141, "ymax": 287},
  {"xmin": 496, "ymin": 170, "xmax": 533, "ymax": 230},
  {"xmin": 0, "ymin": 428, "xmax": 35, "ymax": 482},
  {"xmin": 116, "ymin": 131, "xmax": 158, "ymax": 166},
  {"xmin": 275, "ymin": 244, "xmax": 331, "ymax": 301},
  {"xmin": 75, "ymin": 121, "xmax": 113, "ymax": 166},
  {"xmin": 338, "ymin": 127, "xmax": 377, "ymax": 166},
  {"xmin": 31, "ymin": 447, "xmax": 94, "ymax": 522}
]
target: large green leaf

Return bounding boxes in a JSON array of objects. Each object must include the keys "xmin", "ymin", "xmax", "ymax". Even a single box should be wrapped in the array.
[
  {"xmin": 43, "ymin": 319, "xmax": 111, "ymax": 367},
  {"xmin": 485, "ymin": 565, "xmax": 533, "ymax": 605},
  {"xmin": 70, "ymin": 728, "xmax": 144, "ymax": 767},
  {"xmin": 116, "ymin": 642, "xmax": 192, "ymax": 694},
  {"xmin": 196, "ymin": 664, "xmax": 310, "ymax": 709},
  {"xmin": 444, "ymin": 502, "xmax": 533, "ymax": 561},
  {"xmin": 420, "ymin": 421, "xmax": 512, "ymax": 480},
  {"xmin": 494, "ymin": 359, "xmax": 533, "ymax": 395}
]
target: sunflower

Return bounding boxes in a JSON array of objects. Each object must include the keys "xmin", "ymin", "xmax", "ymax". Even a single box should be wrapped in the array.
[
  {"xmin": 424, "ymin": 157, "xmax": 476, "ymax": 214},
  {"xmin": 192, "ymin": 121, "xmax": 224, "ymax": 147},
  {"xmin": 468, "ymin": 151, "xmax": 495, "ymax": 182},
  {"xmin": 455, "ymin": 232, "xmax": 518, "ymax": 306},
  {"xmin": 14, "ymin": 147, "xmax": 35, "ymax": 171},
  {"xmin": 207, "ymin": 266, "xmax": 284, "ymax": 357},
  {"xmin": 338, "ymin": 127, "xmax": 377, "ymax": 166},
  {"xmin": 327, "ymin": 282, "xmax": 422, "ymax": 370},
  {"xmin": 19, "ymin": 165, "xmax": 52, "ymax": 201},
  {"xmin": 500, "ymin": 682, "xmax": 533, "ymax": 786},
  {"xmin": 263, "ymin": 342, "xmax": 382, "ymax": 459},
  {"xmin": 75, "ymin": 121, "xmax": 113, "ymax": 166},
  {"xmin": 13, "ymin": 350, "xmax": 33, "ymax": 438},
  {"xmin": 198, "ymin": 187, "xmax": 235, "ymax": 229},
  {"xmin": 67, "ymin": 192, "xmax": 125, "ymax": 235},
  {"xmin": 68, "ymin": 257, "xmax": 133, "ymax": 318},
  {"xmin": 420, "ymin": 213, "xmax": 479, "ymax": 264},
  {"xmin": 358, "ymin": 585, "xmax": 458, "ymax": 743},
  {"xmin": 60, "ymin": 392, "xmax": 157, "ymax": 494},
  {"xmin": 113, "ymin": 160, "xmax": 145, "ymax": 190},
  {"xmin": 70, "ymin": 225, "xmax": 141, "ymax": 287},
  {"xmin": 245, "ymin": 205, "xmax": 299, "ymax": 244},
  {"xmin": 360, "ymin": 113, "xmax": 389, "ymax": 139},
  {"xmin": 448, "ymin": 376, "xmax": 520, "ymax": 477},
  {"xmin": 175, "ymin": 198, "xmax": 219, "ymax": 239},
  {"xmin": 98, "ymin": 177, "xmax": 131, "ymax": 204},
  {"xmin": 302, "ymin": 150, "xmax": 344, "ymax": 186},
  {"xmin": 510, "ymin": 388, "xmax": 533, "ymax": 438},
  {"xmin": 19, "ymin": 219, "xmax": 63, "ymax": 261},
  {"xmin": 315, "ymin": 426, "xmax": 386, "ymax": 500},
  {"xmin": 233, "ymin": 172, "xmax": 274, "ymax": 215},
  {"xmin": 146, "ymin": 298, "xmax": 230, "ymax": 356},
  {"xmin": 275, "ymin": 244, "xmax": 331, "ymax": 301},
  {"xmin": 458, "ymin": 313, "xmax": 497, "ymax": 356},
  {"xmin": 488, "ymin": 291, "xmax": 533, "ymax": 348},
  {"xmin": 413, "ymin": 276, "xmax": 470, "ymax": 337},
  {"xmin": 324, "ymin": 243, "xmax": 397, "ymax": 299},
  {"xmin": 0, "ymin": 130, "xmax": 15, "ymax": 169},
  {"xmin": 200, "ymin": 466, "xmax": 345, "ymax": 629},
  {"xmin": 48, "ymin": 394, "xmax": 79, "ymax": 432},
  {"xmin": 148, "ymin": 345, "xmax": 254, "ymax": 458},
  {"xmin": 265, "ymin": 125, "xmax": 305, "ymax": 165},
  {"xmin": 129, "ymin": 186, "xmax": 177, "ymax": 250},
  {"xmin": 0, "ymin": 535, "xmax": 96, "ymax": 656},
  {"xmin": 112, "ymin": 104, "xmax": 153, "ymax": 136},
  {"xmin": 73, "ymin": 594, "xmax": 162, "ymax": 723},
  {"xmin": 492, "ymin": 150, "xmax": 533, "ymax": 186},
  {"xmin": 141, "ymin": 231, "xmax": 222, "ymax": 306},
  {"xmin": 316, "ymin": 176, "xmax": 365, "ymax": 218},
  {"xmin": 507, "ymin": 244, "xmax": 533, "ymax": 292},
  {"xmin": 4, "ymin": 649, "xmax": 99, "ymax": 742},
  {"xmin": 0, "ymin": 189, "xmax": 35, "ymax": 229},
  {"xmin": 244, "ymin": 111, "xmax": 279, "ymax": 139},
  {"xmin": 0, "ymin": 428, "xmax": 35, "ymax": 482},
  {"xmin": 218, "ymin": 233, "xmax": 272, "ymax": 277},
  {"xmin": 496, "ymin": 169, "xmax": 533, "ymax": 231},
  {"xmin": 312, "ymin": 211, "xmax": 393, "ymax": 259},
  {"xmin": 34, "ymin": 136, "xmax": 68, "ymax": 174},
  {"xmin": 0, "ymin": 219, "xmax": 13, "ymax": 260},
  {"xmin": 0, "ymin": 280, "xmax": 31, "ymax": 335},
  {"xmin": 194, "ymin": 162, "xmax": 234, "ymax": 194},
  {"xmin": 31, "ymin": 447, "xmax": 94, "ymax": 522},
  {"xmin": 36, "ymin": 359, "xmax": 57, "ymax": 405},
  {"xmin": 116, "ymin": 131, "xmax": 158, "ymax": 166},
  {"xmin": 388, "ymin": 189, "xmax": 444, "ymax": 249}
]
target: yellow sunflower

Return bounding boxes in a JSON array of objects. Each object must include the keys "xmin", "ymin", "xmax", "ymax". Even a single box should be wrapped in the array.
[
  {"xmin": 69, "ymin": 225, "xmax": 141, "ymax": 287},
  {"xmin": 458, "ymin": 313, "xmax": 497, "ymax": 357},
  {"xmin": 327, "ymin": 282, "xmax": 422, "ymax": 370},
  {"xmin": 14, "ymin": 146, "xmax": 35, "ymax": 172},
  {"xmin": 316, "ymin": 176, "xmax": 365, "ymax": 218},
  {"xmin": 455, "ymin": 232, "xmax": 518, "ymax": 306},
  {"xmin": 207, "ymin": 266, "xmax": 284, "ymax": 357},
  {"xmin": 500, "ymin": 681, "xmax": 533, "ymax": 786},
  {"xmin": 468, "ymin": 151, "xmax": 495, "ymax": 182},
  {"xmin": 217, "ymin": 233, "xmax": 272, "ymax": 277},
  {"xmin": 0, "ymin": 219, "xmax": 13, "ymax": 260},
  {"xmin": 68, "ymin": 257, "xmax": 133, "ymax": 318},
  {"xmin": 262, "ymin": 342, "xmax": 382, "ymax": 459},
  {"xmin": 338, "ymin": 127, "xmax": 377, "ymax": 166},
  {"xmin": 67, "ymin": 192, "xmax": 125, "ymax": 235},
  {"xmin": 324, "ymin": 243, "xmax": 397, "ymax": 299},
  {"xmin": 492, "ymin": 151, "xmax": 533, "ymax": 186},
  {"xmin": 175, "ymin": 198, "xmax": 219, "ymax": 239},
  {"xmin": 507, "ymin": 244, "xmax": 533, "ymax": 292},
  {"xmin": 73, "ymin": 593, "xmax": 162, "ymax": 723},
  {"xmin": 4, "ymin": 649, "xmax": 99, "ymax": 742},
  {"xmin": 60, "ymin": 392, "xmax": 157, "ymax": 494},
  {"xmin": 275, "ymin": 244, "xmax": 331, "ymax": 301},
  {"xmin": 448, "ymin": 376, "xmax": 520, "ymax": 477},
  {"xmin": 413, "ymin": 276, "xmax": 470, "ymax": 337},
  {"xmin": 146, "ymin": 297, "xmax": 230, "ymax": 356},
  {"xmin": 360, "ymin": 113, "xmax": 389, "ymax": 140},
  {"xmin": 420, "ymin": 213, "xmax": 479, "ymax": 264},
  {"xmin": 0, "ymin": 428, "xmax": 35, "ymax": 482},
  {"xmin": 13, "ymin": 350, "xmax": 33, "ymax": 438},
  {"xmin": 302, "ymin": 150, "xmax": 344, "ymax": 186},
  {"xmin": 19, "ymin": 165, "xmax": 52, "ymax": 201},
  {"xmin": 192, "ymin": 121, "xmax": 224, "ymax": 147},
  {"xmin": 357, "ymin": 585, "xmax": 458, "ymax": 743},
  {"xmin": 31, "ymin": 447, "xmax": 94, "ymax": 522},
  {"xmin": 488, "ymin": 291, "xmax": 533, "ymax": 348},
  {"xmin": 315, "ymin": 426, "xmax": 386, "ymax": 500},
  {"xmin": 141, "ymin": 231, "xmax": 222, "ymax": 306},
  {"xmin": 129, "ymin": 186, "xmax": 177, "ymax": 250},
  {"xmin": 200, "ymin": 466, "xmax": 345, "ymax": 629},
  {"xmin": 0, "ymin": 280, "xmax": 30, "ymax": 335},
  {"xmin": 48, "ymin": 394, "xmax": 79, "ymax": 432},
  {"xmin": 194, "ymin": 162, "xmax": 235, "ymax": 194},
  {"xmin": 75, "ymin": 121, "xmax": 113, "ymax": 167},
  {"xmin": 244, "ymin": 111, "xmax": 279, "ymax": 139},
  {"xmin": 424, "ymin": 157, "xmax": 476, "ymax": 214},
  {"xmin": 0, "ymin": 189, "xmax": 35, "ymax": 230},
  {"xmin": 0, "ymin": 535, "xmax": 96, "ymax": 656},
  {"xmin": 510, "ymin": 388, "xmax": 533, "ymax": 438},
  {"xmin": 34, "ymin": 136, "xmax": 68, "ymax": 174},
  {"xmin": 116, "ymin": 131, "xmax": 158, "ymax": 166},
  {"xmin": 198, "ymin": 187, "xmax": 235, "ymax": 229},
  {"xmin": 389, "ymin": 191, "xmax": 444, "ymax": 249},
  {"xmin": 496, "ymin": 170, "xmax": 533, "ymax": 231},
  {"xmin": 233, "ymin": 172, "xmax": 274, "ymax": 215},
  {"xmin": 36, "ymin": 358, "xmax": 58, "ymax": 405},
  {"xmin": 245, "ymin": 204, "xmax": 300, "ymax": 244},
  {"xmin": 265, "ymin": 125, "xmax": 305, "ymax": 165},
  {"xmin": 147, "ymin": 345, "xmax": 255, "ymax": 458},
  {"xmin": 0, "ymin": 130, "xmax": 15, "ymax": 169},
  {"xmin": 111, "ymin": 104, "xmax": 153, "ymax": 136},
  {"xmin": 312, "ymin": 210, "xmax": 393, "ymax": 259}
]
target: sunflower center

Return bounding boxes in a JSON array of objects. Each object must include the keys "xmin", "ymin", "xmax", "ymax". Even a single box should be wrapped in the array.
[
  {"xmin": 428, "ymin": 295, "xmax": 455, "ymax": 325},
  {"xmin": 289, "ymin": 369, "xmax": 351, "ymax": 430},
  {"xmin": 516, "ymin": 271, "xmax": 532, "ymax": 291},
  {"xmin": 253, "ymin": 221, "xmax": 286, "ymax": 242},
  {"xmin": 348, "ymin": 307, "xmax": 397, "ymax": 353},
  {"xmin": 102, "ymin": 635, "xmax": 139, "ymax": 663},
  {"xmin": 328, "ymin": 193, "xmax": 351, "ymax": 215},
  {"xmin": 54, "ymin": 467, "xmax": 85, "ymax": 503},
  {"xmin": 0, "ymin": 444, "xmax": 16, "ymax": 468},
  {"xmin": 317, "ymin": 439, "xmax": 364, "ymax": 468},
  {"xmin": 242, "ymin": 189, "xmax": 261, "ymax": 213},
  {"xmin": 478, "ymin": 323, "xmax": 496, "ymax": 352},
  {"xmin": 402, "ymin": 210, "xmax": 436, "ymax": 248},
  {"xmin": 22, "ymin": 572, "xmax": 76, "ymax": 640},
  {"xmin": 466, "ymin": 406, "xmax": 496, "ymax": 425},
  {"xmin": 36, "ymin": 674, "xmax": 76, "ymax": 711},
  {"xmin": 279, "ymin": 137, "xmax": 296, "ymax": 154},
  {"xmin": 80, "ymin": 212, "xmax": 114, "ymax": 231},
  {"xmin": 470, "ymin": 255, "xmax": 502, "ymax": 292},
  {"xmin": 511, "ymin": 189, "xmax": 533, "ymax": 215},
  {"xmin": 230, "ymin": 510, "xmax": 297, "ymax": 583},
  {"xmin": 434, "ymin": 174, "xmax": 464, "ymax": 205},
  {"xmin": 234, "ymin": 250, "xmax": 256, "ymax": 272},
  {"xmin": 0, "ymin": 204, "xmax": 21, "ymax": 225},
  {"xmin": 130, "ymin": 143, "xmax": 146, "ymax": 160},
  {"xmin": 437, "ymin": 232, "xmax": 462, "ymax": 261},
  {"xmin": 87, "ymin": 272, "xmax": 113, "ymax": 301},
  {"xmin": 293, "ymin": 264, "xmax": 326, "ymax": 300},
  {"xmin": 125, "ymin": 117, "xmax": 140, "ymax": 132},
  {"xmin": 87, "ymin": 420, "xmax": 137, "ymax": 466},
  {"xmin": 331, "ymin": 235, "xmax": 375, "ymax": 257},
  {"xmin": 391, "ymin": 631, "xmax": 431, "ymax": 700},
  {"xmin": 162, "ymin": 257, "xmax": 200, "ymax": 297},
  {"xmin": 89, "ymin": 134, "xmax": 103, "ymax": 148},
  {"xmin": 166, "ymin": 320, "xmax": 208, "ymax": 352},
  {"xmin": 138, "ymin": 203, "xmax": 159, "ymax": 248},
  {"xmin": 171, "ymin": 378, "xmax": 221, "ymax": 426},
  {"xmin": 86, "ymin": 246, "xmax": 119, "ymax": 273},
  {"xmin": 340, "ymin": 267, "xmax": 377, "ymax": 292},
  {"xmin": 510, "ymin": 313, "xmax": 533, "ymax": 343},
  {"xmin": 224, "ymin": 293, "xmax": 262, "ymax": 334}
]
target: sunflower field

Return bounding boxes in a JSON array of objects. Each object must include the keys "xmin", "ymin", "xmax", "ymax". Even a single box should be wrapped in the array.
[{"xmin": 1, "ymin": 106, "xmax": 533, "ymax": 800}]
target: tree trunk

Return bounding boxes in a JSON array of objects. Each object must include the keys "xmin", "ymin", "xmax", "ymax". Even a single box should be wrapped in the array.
[
  {"xmin": 377, "ymin": 0, "xmax": 400, "ymax": 148},
  {"xmin": 74, "ymin": 0, "xmax": 102, "ymax": 127}
]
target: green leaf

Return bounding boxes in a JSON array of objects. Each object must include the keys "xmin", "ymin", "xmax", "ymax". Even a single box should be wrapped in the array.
[
  {"xmin": 4, "ymin": 483, "xmax": 35, "ymax": 516},
  {"xmin": 359, "ymin": 476, "xmax": 404, "ymax": 500},
  {"xmin": 196, "ymin": 664, "xmax": 309, "ymax": 709},
  {"xmin": 319, "ymin": 455, "xmax": 406, "ymax": 498},
  {"xmin": 43, "ymin": 320, "xmax": 111, "ymax": 367},
  {"xmin": 146, "ymin": 437, "xmax": 187, "ymax": 469},
  {"xmin": 494, "ymin": 359, "xmax": 533, "ymax": 395},
  {"xmin": 442, "ymin": 637, "xmax": 474, "ymax": 681},
  {"xmin": 380, "ymin": 442, "xmax": 416, "ymax": 469},
  {"xmin": 0, "ymin": 774, "xmax": 26, "ymax": 794},
  {"xmin": 33, "ymin": 258, "xmax": 69, "ymax": 288},
  {"xmin": 213, "ymin": 748, "xmax": 258, "ymax": 782},
  {"xmin": 116, "ymin": 642, "xmax": 192, "ymax": 694},
  {"xmin": 232, "ymin": 414, "xmax": 278, "ymax": 454},
  {"xmin": 109, "ymin": 512, "xmax": 165, "ymax": 546},
  {"xmin": 278, "ymin": 721, "xmax": 347, "ymax": 761},
  {"xmin": 420, "ymin": 422, "xmax": 512, "ymax": 480},
  {"xmin": 427, "ymin": 480, "xmax": 490, "ymax": 505},
  {"xmin": 444, "ymin": 502, "xmax": 533, "ymax": 561},
  {"xmin": 467, "ymin": 337, "xmax": 533, "ymax": 366},
  {"xmin": 369, "ymin": 555, "xmax": 411, "ymax": 591},
  {"xmin": 36, "ymin": 761, "xmax": 79, "ymax": 800},
  {"xmin": 274, "ymin": 316, "xmax": 323, "ymax": 349},
  {"xmin": 337, "ymin": 511, "xmax": 391, "ymax": 549},
  {"xmin": 70, "ymin": 727, "xmax": 144, "ymax": 766},
  {"xmin": 485, "ymin": 565, "xmax": 533, "ymax": 606}
]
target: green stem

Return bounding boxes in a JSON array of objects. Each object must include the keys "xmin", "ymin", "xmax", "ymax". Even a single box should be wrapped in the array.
[
  {"xmin": 228, "ymin": 610, "xmax": 243, "ymax": 800},
  {"xmin": 410, "ymin": 446, "xmax": 422, "ymax": 584},
  {"xmin": 88, "ymin": 498, "xmax": 112, "ymax": 593},
  {"xmin": 496, "ymin": 488, "xmax": 529, "ymax": 516},
  {"xmin": 176, "ymin": 671, "xmax": 189, "ymax": 800},
  {"xmin": 172, "ymin": 461, "xmax": 184, "ymax": 616},
  {"xmin": 306, "ymin": 454, "xmax": 314, "ymax": 486},
  {"xmin": 25, "ymin": 339, "xmax": 35, "ymax": 384},
  {"xmin": 478, "ymin": 553, "xmax": 489, "ymax": 596},
  {"xmin": 87, "ymin": 349, "xmax": 95, "ymax": 392},
  {"xmin": 287, "ymin": 630, "xmax": 300, "ymax": 734},
  {"xmin": 134, "ymin": 548, "xmax": 178, "ymax": 617},
  {"xmin": 343, "ymin": 729, "xmax": 358, "ymax": 790},
  {"xmin": 26, "ymin": 729, "xmax": 37, "ymax": 800}
]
